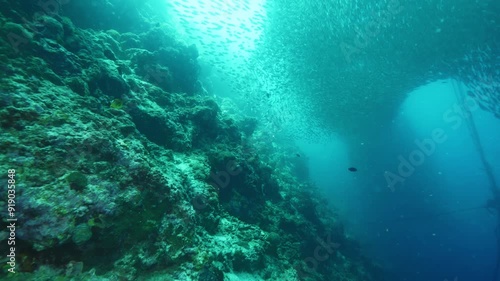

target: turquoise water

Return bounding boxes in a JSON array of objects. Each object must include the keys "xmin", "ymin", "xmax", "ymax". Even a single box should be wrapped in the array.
[{"xmin": 1, "ymin": 0, "xmax": 499, "ymax": 280}]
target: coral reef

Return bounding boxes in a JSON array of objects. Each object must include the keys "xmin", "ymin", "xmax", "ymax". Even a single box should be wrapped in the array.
[{"xmin": 0, "ymin": 1, "xmax": 385, "ymax": 280}]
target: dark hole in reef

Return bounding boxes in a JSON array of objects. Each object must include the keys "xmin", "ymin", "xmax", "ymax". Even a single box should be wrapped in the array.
[{"xmin": 12, "ymin": 239, "xmax": 83, "ymax": 273}]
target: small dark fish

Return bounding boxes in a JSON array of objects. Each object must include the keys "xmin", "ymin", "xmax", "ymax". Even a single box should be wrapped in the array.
[
  {"xmin": 348, "ymin": 167, "xmax": 357, "ymax": 172},
  {"xmin": 296, "ymin": 153, "xmax": 301, "ymax": 157}
]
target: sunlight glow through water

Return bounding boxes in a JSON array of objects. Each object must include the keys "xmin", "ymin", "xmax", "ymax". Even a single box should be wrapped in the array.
[{"xmin": 167, "ymin": 0, "xmax": 267, "ymax": 65}]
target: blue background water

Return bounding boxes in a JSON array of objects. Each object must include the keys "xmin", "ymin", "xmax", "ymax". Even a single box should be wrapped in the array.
[{"xmin": 299, "ymin": 80, "xmax": 500, "ymax": 281}]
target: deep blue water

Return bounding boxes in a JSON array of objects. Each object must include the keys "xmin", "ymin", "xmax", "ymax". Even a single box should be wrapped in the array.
[{"xmin": 299, "ymin": 80, "xmax": 500, "ymax": 281}]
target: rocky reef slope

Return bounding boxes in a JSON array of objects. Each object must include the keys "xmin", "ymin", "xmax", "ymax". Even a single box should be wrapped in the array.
[{"xmin": 0, "ymin": 1, "xmax": 384, "ymax": 280}]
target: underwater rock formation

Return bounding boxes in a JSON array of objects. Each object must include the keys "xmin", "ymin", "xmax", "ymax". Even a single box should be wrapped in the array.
[{"xmin": 0, "ymin": 1, "xmax": 384, "ymax": 280}]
